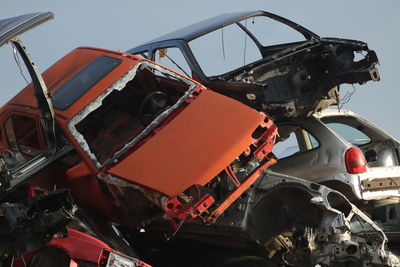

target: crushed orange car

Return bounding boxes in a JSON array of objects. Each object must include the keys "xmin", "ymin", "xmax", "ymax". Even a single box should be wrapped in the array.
[
  {"xmin": 3, "ymin": 11, "xmax": 396, "ymax": 267},
  {"xmin": 0, "ymin": 13, "xmax": 277, "ymax": 231}
]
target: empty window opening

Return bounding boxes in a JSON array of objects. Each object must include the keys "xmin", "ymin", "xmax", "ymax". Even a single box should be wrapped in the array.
[
  {"xmin": 4, "ymin": 114, "xmax": 44, "ymax": 158},
  {"xmin": 72, "ymin": 62, "xmax": 197, "ymax": 166},
  {"xmin": 154, "ymin": 47, "xmax": 191, "ymax": 77},
  {"xmin": 273, "ymin": 124, "xmax": 319, "ymax": 159},
  {"xmin": 238, "ymin": 16, "xmax": 305, "ymax": 48},
  {"xmin": 189, "ymin": 23, "xmax": 262, "ymax": 77}
]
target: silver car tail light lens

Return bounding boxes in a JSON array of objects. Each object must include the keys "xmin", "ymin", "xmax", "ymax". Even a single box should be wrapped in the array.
[{"xmin": 105, "ymin": 251, "xmax": 143, "ymax": 267}]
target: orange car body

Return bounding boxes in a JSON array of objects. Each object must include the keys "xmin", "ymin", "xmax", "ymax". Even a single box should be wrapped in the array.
[{"xmin": 1, "ymin": 46, "xmax": 277, "ymax": 227}]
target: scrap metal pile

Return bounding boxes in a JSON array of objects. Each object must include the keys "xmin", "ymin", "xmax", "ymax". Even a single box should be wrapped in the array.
[{"xmin": 0, "ymin": 10, "xmax": 398, "ymax": 267}]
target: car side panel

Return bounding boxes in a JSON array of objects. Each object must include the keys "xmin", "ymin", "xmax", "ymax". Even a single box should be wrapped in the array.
[
  {"xmin": 319, "ymin": 112, "xmax": 400, "ymax": 167},
  {"xmin": 271, "ymin": 116, "xmax": 350, "ymax": 182}
]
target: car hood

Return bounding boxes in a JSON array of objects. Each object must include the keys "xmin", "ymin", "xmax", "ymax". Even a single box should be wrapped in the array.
[{"xmin": 0, "ymin": 12, "xmax": 53, "ymax": 47}]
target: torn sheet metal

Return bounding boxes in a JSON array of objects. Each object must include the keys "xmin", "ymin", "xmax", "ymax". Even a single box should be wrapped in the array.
[
  {"xmin": 252, "ymin": 171, "xmax": 398, "ymax": 266},
  {"xmin": 152, "ymin": 171, "xmax": 400, "ymax": 266},
  {"xmin": 0, "ymin": 189, "xmax": 74, "ymax": 257}
]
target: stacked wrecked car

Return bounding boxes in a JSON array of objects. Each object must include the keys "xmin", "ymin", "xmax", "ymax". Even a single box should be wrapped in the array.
[{"xmin": 0, "ymin": 10, "xmax": 398, "ymax": 267}]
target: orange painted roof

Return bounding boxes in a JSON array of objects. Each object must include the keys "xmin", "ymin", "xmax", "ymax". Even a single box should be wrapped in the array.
[{"xmin": 4, "ymin": 47, "xmax": 141, "ymax": 120}]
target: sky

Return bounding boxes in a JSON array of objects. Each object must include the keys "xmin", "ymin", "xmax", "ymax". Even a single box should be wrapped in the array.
[{"xmin": 1, "ymin": 0, "xmax": 400, "ymax": 138}]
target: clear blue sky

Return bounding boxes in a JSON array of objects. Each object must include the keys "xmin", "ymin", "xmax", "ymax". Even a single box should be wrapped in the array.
[{"xmin": 1, "ymin": 0, "xmax": 399, "ymax": 138}]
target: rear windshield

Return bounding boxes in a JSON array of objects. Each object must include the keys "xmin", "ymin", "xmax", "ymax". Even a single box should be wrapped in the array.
[{"xmin": 325, "ymin": 122, "xmax": 371, "ymax": 145}]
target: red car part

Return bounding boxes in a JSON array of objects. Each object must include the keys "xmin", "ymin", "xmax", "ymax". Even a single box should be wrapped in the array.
[{"xmin": 13, "ymin": 228, "xmax": 151, "ymax": 267}]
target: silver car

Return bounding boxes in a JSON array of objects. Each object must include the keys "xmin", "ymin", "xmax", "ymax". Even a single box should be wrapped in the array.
[{"xmin": 271, "ymin": 109, "xmax": 400, "ymax": 208}]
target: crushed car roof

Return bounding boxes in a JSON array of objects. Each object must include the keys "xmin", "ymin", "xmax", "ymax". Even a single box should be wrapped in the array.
[
  {"xmin": 0, "ymin": 12, "xmax": 53, "ymax": 47},
  {"xmin": 134, "ymin": 10, "xmax": 318, "ymax": 47}
]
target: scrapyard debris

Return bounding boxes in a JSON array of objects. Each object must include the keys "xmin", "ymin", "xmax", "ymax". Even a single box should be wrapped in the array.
[
  {"xmin": 0, "ymin": 13, "xmax": 154, "ymax": 266},
  {"xmin": 63, "ymin": 57, "xmax": 277, "ymax": 227},
  {"xmin": 0, "ymin": 11, "xmax": 278, "ymax": 262},
  {"xmin": 129, "ymin": 10, "xmax": 379, "ymax": 119},
  {"xmin": 271, "ymin": 109, "xmax": 400, "ymax": 209},
  {"xmin": 0, "ymin": 10, "xmax": 397, "ymax": 267},
  {"xmin": 249, "ymin": 172, "xmax": 400, "ymax": 266},
  {"xmin": 0, "ymin": 189, "xmax": 74, "ymax": 257},
  {"xmin": 126, "ymin": 171, "xmax": 400, "ymax": 266},
  {"xmin": 10, "ymin": 226, "xmax": 153, "ymax": 267}
]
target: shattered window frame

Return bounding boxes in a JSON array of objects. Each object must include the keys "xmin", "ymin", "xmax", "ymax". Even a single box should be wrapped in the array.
[
  {"xmin": 187, "ymin": 14, "xmax": 309, "ymax": 79},
  {"xmin": 68, "ymin": 60, "xmax": 199, "ymax": 169}
]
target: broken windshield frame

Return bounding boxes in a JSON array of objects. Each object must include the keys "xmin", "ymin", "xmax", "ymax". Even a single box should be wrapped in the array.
[
  {"xmin": 68, "ymin": 60, "xmax": 199, "ymax": 169},
  {"xmin": 188, "ymin": 14, "xmax": 308, "ymax": 78}
]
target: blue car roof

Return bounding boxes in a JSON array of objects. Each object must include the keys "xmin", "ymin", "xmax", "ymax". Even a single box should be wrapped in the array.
[
  {"xmin": 143, "ymin": 10, "xmax": 264, "ymax": 44},
  {"xmin": 129, "ymin": 10, "xmax": 318, "ymax": 53}
]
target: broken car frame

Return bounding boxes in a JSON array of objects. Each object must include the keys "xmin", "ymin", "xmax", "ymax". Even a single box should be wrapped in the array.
[
  {"xmin": 129, "ymin": 10, "xmax": 380, "ymax": 119},
  {"xmin": 133, "ymin": 172, "xmax": 400, "ymax": 266},
  {"xmin": 0, "ymin": 10, "xmax": 397, "ymax": 267},
  {"xmin": 0, "ymin": 12, "xmax": 277, "ymax": 233}
]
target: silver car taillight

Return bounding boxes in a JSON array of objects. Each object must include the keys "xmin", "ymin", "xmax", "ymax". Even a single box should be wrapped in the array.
[{"xmin": 106, "ymin": 251, "xmax": 150, "ymax": 267}]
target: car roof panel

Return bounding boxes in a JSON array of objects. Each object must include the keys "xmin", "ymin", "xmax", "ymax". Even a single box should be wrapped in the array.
[
  {"xmin": 0, "ymin": 12, "xmax": 53, "ymax": 47},
  {"xmin": 138, "ymin": 10, "xmax": 265, "ymax": 45}
]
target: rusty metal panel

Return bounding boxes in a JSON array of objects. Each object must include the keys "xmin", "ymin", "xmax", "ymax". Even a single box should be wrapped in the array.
[{"xmin": 362, "ymin": 177, "xmax": 400, "ymax": 191}]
